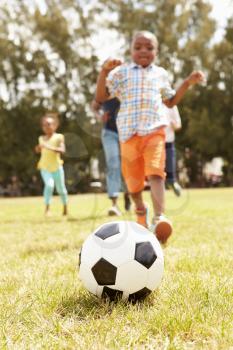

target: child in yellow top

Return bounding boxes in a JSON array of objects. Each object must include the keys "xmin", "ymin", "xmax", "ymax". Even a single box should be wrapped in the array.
[{"xmin": 35, "ymin": 113, "xmax": 68, "ymax": 216}]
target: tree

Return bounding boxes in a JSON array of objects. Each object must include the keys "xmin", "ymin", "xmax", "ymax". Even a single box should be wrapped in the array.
[
  {"xmin": 0, "ymin": 0, "xmax": 101, "ymax": 189},
  {"xmin": 187, "ymin": 15, "xmax": 233, "ymax": 183},
  {"xmin": 1, "ymin": 0, "xmax": 232, "ymax": 189}
]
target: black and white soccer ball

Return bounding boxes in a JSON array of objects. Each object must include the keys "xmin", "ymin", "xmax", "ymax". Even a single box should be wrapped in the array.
[{"xmin": 79, "ymin": 221, "xmax": 164, "ymax": 301}]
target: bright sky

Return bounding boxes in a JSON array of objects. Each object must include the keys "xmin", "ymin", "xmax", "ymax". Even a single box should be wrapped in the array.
[
  {"xmin": 89, "ymin": 0, "xmax": 233, "ymax": 60},
  {"xmin": 7, "ymin": 0, "xmax": 233, "ymax": 59},
  {"xmin": 34, "ymin": 0, "xmax": 233, "ymax": 31},
  {"xmin": 210, "ymin": 0, "xmax": 233, "ymax": 41}
]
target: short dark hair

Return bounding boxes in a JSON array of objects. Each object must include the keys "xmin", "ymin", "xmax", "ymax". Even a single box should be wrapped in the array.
[{"xmin": 131, "ymin": 31, "xmax": 158, "ymax": 49}]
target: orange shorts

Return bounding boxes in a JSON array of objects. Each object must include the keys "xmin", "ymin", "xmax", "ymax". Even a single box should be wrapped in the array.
[{"xmin": 120, "ymin": 128, "xmax": 166, "ymax": 193}]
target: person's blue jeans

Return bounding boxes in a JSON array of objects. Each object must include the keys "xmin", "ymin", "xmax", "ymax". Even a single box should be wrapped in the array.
[
  {"xmin": 166, "ymin": 142, "xmax": 177, "ymax": 184},
  {"xmin": 101, "ymin": 129, "xmax": 122, "ymax": 198},
  {"xmin": 40, "ymin": 166, "xmax": 68, "ymax": 205}
]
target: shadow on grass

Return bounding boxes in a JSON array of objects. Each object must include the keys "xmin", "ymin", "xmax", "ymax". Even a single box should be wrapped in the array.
[
  {"xmin": 1, "ymin": 213, "xmax": 109, "ymax": 225},
  {"xmin": 67, "ymin": 213, "xmax": 108, "ymax": 222},
  {"xmin": 1, "ymin": 218, "xmax": 67, "ymax": 225},
  {"xmin": 56, "ymin": 290, "xmax": 155, "ymax": 320},
  {"xmin": 20, "ymin": 243, "xmax": 82, "ymax": 257}
]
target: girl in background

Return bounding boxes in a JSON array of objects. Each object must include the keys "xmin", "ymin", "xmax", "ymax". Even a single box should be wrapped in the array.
[{"xmin": 35, "ymin": 113, "xmax": 68, "ymax": 216}]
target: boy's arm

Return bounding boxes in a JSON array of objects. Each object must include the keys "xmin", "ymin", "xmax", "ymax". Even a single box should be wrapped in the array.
[
  {"xmin": 91, "ymin": 100, "xmax": 101, "ymax": 112},
  {"xmin": 91, "ymin": 100, "xmax": 103, "ymax": 122},
  {"xmin": 95, "ymin": 59, "xmax": 122, "ymax": 103},
  {"xmin": 164, "ymin": 71, "xmax": 206, "ymax": 108}
]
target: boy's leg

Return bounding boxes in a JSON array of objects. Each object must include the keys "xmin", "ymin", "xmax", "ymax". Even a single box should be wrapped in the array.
[
  {"xmin": 148, "ymin": 175, "xmax": 165, "ymax": 216},
  {"xmin": 53, "ymin": 166, "xmax": 68, "ymax": 214},
  {"xmin": 130, "ymin": 191, "xmax": 144, "ymax": 209},
  {"xmin": 101, "ymin": 129, "xmax": 122, "ymax": 215},
  {"xmin": 144, "ymin": 130, "xmax": 172, "ymax": 242},
  {"xmin": 131, "ymin": 191, "xmax": 150, "ymax": 227},
  {"xmin": 120, "ymin": 136, "xmax": 149, "ymax": 227},
  {"xmin": 40, "ymin": 170, "xmax": 55, "ymax": 215},
  {"xmin": 121, "ymin": 165, "xmax": 131, "ymax": 212}
]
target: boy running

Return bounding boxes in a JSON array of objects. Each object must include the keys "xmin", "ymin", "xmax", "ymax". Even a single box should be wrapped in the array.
[{"xmin": 95, "ymin": 31, "xmax": 205, "ymax": 243}]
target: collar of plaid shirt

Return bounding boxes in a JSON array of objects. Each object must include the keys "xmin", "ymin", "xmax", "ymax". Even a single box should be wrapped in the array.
[{"xmin": 129, "ymin": 62, "xmax": 154, "ymax": 70}]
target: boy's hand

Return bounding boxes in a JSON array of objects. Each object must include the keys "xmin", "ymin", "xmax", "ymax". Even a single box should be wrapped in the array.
[
  {"xmin": 91, "ymin": 100, "xmax": 101, "ymax": 112},
  {"xmin": 102, "ymin": 58, "xmax": 122, "ymax": 73},
  {"xmin": 187, "ymin": 71, "xmax": 206, "ymax": 86}
]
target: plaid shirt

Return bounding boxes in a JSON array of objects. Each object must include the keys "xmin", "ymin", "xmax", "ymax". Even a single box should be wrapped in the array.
[{"xmin": 107, "ymin": 62, "xmax": 176, "ymax": 142}]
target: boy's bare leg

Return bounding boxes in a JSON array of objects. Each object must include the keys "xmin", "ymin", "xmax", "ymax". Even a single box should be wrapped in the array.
[
  {"xmin": 148, "ymin": 174, "xmax": 172, "ymax": 243},
  {"xmin": 148, "ymin": 175, "xmax": 165, "ymax": 217},
  {"xmin": 130, "ymin": 190, "xmax": 144, "ymax": 209},
  {"xmin": 131, "ymin": 191, "xmax": 149, "ymax": 227}
]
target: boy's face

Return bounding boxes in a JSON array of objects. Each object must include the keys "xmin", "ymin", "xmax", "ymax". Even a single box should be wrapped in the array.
[{"xmin": 131, "ymin": 35, "xmax": 157, "ymax": 67}]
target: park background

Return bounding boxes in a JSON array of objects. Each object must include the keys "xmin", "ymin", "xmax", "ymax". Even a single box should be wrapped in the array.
[
  {"xmin": 0, "ymin": 0, "xmax": 233, "ymax": 196},
  {"xmin": 0, "ymin": 1, "xmax": 233, "ymax": 349}
]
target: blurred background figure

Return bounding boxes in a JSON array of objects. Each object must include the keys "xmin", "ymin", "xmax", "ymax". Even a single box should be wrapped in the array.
[
  {"xmin": 165, "ymin": 105, "xmax": 182, "ymax": 196},
  {"xmin": 6, "ymin": 175, "xmax": 22, "ymax": 197},
  {"xmin": 27, "ymin": 175, "xmax": 42, "ymax": 196},
  {"xmin": 35, "ymin": 113, "xmax": 68, "ymax": 217},
  {"xmin": 92, "ymin": 98, "xmax": 131, "ymax": 216}
]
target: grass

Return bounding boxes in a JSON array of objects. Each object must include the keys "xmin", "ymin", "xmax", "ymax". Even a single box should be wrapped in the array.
[{"xmin": 0, "ymin": 188, "xmax": 233, "ymax": 349}]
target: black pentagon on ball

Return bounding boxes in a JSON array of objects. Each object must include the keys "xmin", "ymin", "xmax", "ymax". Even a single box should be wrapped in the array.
[
  {"xmin": 102, "ymin": 286, "xmax": 123, "ymax": 301},
  {"xmin": 94, "ymin": 223, "xmax": 120, "ymax": 240},
  {"xmin": 128, "ymin": 287, "xmax": 151, "ymax": 302},
  {"xmin": 135, "ymin": 242, "xmax": 157, "ymax": 269},
  {"xmin": 91, "ymin": 258, "xmax": 117, "ymax": 285}
]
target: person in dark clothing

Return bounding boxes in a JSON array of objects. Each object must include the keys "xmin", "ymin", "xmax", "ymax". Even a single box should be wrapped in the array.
[{"xmin": 92, "ymin": 97, "xmax": 131, "ymax": 215}]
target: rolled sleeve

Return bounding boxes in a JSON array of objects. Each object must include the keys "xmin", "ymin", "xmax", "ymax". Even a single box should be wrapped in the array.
[{"xmin": 106, "ymin": 67, "xmax": 123, "ymax": 99}]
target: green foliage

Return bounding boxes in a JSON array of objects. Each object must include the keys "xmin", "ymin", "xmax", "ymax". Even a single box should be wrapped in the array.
[
  {"xmin": 0, "ymin": 0, "xmax": 232, "ymax": 187},
  {"xmin": 187, "ymin": 16, "xmax": 233, "ymax": 162},
  {"xmin": 0, "ymin": 0, "xmax": 100, "ymax": 183}
]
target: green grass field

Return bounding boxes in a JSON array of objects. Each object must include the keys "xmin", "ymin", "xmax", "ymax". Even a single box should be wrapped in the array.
[{"xmin": 0, "ymin": 188, "xmax": 233, "ymax": 349}]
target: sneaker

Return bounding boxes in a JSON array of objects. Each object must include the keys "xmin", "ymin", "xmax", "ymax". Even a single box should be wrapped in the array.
[
  {"xmin": 135, "ymin": 205, "xmax": 149, "ymax": 228},
  {"xmin": 172, "ymin": 182, "xmax": 182, "ymax": 197},
  {"xmin": 124, "ymin": 193, "xmax": 131, "ymax": 211},
  {"xmin": 153, "ymin": 215, "xmax": 173, "ymax": 244},
  {"xmin": 108, "ymin": 206, "xmax": 121, "ymax": 216}
]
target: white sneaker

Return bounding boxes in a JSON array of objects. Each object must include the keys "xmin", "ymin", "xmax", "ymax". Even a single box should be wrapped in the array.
[
  {"xmin": 152, "ymin": 215, "xmax": 173, "ymax": 244},
  {"xmin": 108, "ymin": 206, "xmax": 121, "ymax": 216},
  {"xmin": 172, "ymin": 182, "xmax": 182, "ymax": 197}
]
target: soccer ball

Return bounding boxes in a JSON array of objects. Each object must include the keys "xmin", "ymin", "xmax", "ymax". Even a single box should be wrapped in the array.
[{"xmin": 79, "ymin": 221, "xmax": 164, "ymax": 301}]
